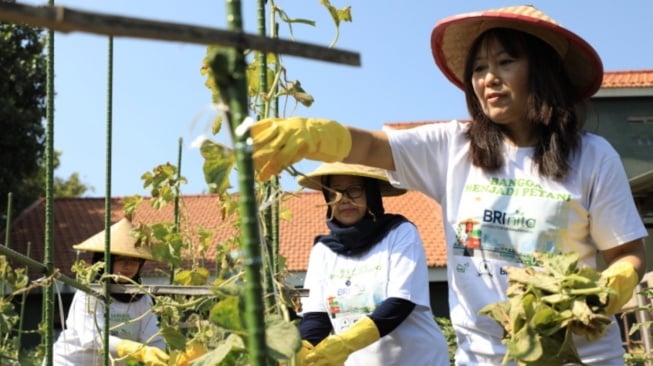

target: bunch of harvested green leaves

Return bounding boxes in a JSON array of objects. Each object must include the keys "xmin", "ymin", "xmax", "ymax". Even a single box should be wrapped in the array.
[{"xmin": 479, "ymin": 251, "xmax": 614, "ymax": 365}]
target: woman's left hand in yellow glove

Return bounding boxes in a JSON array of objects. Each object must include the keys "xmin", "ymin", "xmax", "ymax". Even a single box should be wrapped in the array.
[
  {"xmin": 249, "ymin": 117, "xmax": 352, "ymax": 181},
  {"xmin": 116, "ymin": 339, "xmax": 168, "ymax": 366}
]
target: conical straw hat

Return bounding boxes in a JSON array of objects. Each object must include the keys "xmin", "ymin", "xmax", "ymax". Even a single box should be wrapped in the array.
[
  {"xmin": 297, "ymin": 162, "xmax": 406, "ymax": 197},
  {"xmin": 431, "ymin": 5, "xmax": 603, "ymax": 100},
  {"xmin": 72, "ymin": 218, "xmax": 154, "ymax": 260}
]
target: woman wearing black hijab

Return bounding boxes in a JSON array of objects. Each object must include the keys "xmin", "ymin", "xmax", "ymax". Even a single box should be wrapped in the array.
[{"xmin": 294, "ymin": 162, "xmax": 449, "ymax": 366}]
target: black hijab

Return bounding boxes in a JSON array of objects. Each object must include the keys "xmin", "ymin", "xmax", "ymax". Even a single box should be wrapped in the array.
[
  {"xmin": 92, "ymin": 252, "xmax": 146, "ymax": 303},
  {"xmin": 314, "ymin": 176, "xmax": 408, "ymax": 256}
]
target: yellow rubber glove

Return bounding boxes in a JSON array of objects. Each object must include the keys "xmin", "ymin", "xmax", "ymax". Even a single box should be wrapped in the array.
[
  {"xmin": 250, "ymin": 117, "xmax": 352, "ymax": 181},
  {"xmin": 296, "ymin": 340, "xmax": 314, "ymax": 366},
  {"xmin": 305, "ymin": 317, "xmax": 380, "ymax": 366},
  {"xmin": 600, "ymin": 261, "xmax": 639, "ymax": 315},
  {"xmin": 116, "ymin": 339, "xmax": 169, "ymax": 366}
]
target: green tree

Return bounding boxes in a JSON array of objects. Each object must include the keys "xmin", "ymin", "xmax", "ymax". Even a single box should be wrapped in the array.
[
  {"xmin": 54, "ymin": 172, "xmax": 91, "ymax": 197},
  {"xmin": 0, "ymin": 11, "xmax": 47, "ymax": 222},
  {"xmin": 0, "ymin": 7, "xmax": 91, "ymax": 223}
]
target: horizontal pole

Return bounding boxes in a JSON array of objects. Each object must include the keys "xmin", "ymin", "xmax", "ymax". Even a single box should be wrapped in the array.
[
  {"xmin": 91, "ymin": 283, "xmax": 215, "ymax": 296},
  {"xmin": 0, "ymin": 244, "xmax": 309, "ymax": 298},
  {"xmin": 0, "ymin": 2, "xmax": 361, "ymax": 66},
  {"xmin": 0, "ymin": 243, "xmax": 46, "ymax": 273},
  {"xmin": 0, "ymin": 244, "xmax": 105, "ymax": 300},
  {"xmin": 89, "ymin": 283, "xmax": 309, "ymax": 297}
]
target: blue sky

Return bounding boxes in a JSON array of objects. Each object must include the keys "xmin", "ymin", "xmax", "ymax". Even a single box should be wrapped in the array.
[{"xmin": 22, "ymin": 0, "xmax": 653, "ymax": 197}]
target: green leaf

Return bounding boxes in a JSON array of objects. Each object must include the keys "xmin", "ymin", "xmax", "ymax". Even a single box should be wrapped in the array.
[
  {"xmin": 530, "ymin": 304, "xmax": 564, "ymax": 336},
  {"xmin": 265, "ymin": 314, "xmax": 301, "ymax": 360},
  {"xmin": 174, "ymin": 268, "xmax": 210, "ymax": 286},
  {"xmin": 209, "ymin": 295, "xmax": 243, "ymax": 331},
  {"xmin": 200, "ymin": 139, "xmax": 234, "ymax": 195},
  {"xmin": 159, "ymin": 326, "xmax": 187, "ymax": 350},
  {"xmin": 507, "ymin": 325, "xmax": 543, "ymax": 362},
  {"xmin": 191, "ymin": 334, "xmax": 247, "ymax": 366}
]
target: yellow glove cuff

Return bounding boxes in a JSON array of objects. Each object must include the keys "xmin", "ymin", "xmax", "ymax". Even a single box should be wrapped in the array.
[
  {"xmin": 602, "ymin": 261, "xmax": 639, "ymax": 314},
  {"xmin": 305, "ymin": 317, "xmax": 380, "ymax": 366},
  {"xmin": 338, "ymin": 316, "xmax": 380, "ymax": 350},
  {"xmin": 303, "ymin": 118, "xmax": 352, "ymax": 162}
]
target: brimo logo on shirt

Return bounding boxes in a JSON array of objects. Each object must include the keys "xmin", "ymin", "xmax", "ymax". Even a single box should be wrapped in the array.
[{"xmin": 482, "ymin": 209, "xmax": 536, "ymax": 229}]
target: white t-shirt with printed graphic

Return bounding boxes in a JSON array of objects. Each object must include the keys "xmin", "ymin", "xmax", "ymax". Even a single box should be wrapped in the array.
[
  {"xmin": 52, "ymin": 290, "xmax": 165, "ymax": 366},
  {"xmin": 301, "ymin": 221, "xmax": 449, "ymax": 366},
  {"xmin": 386, "ymin": 120, "xmax": 648, "ymax": 365}
]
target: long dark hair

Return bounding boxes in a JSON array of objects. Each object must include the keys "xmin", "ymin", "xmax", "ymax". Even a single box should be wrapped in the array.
[{"xmin": 463, "ymin": 28, "xmax": 585, "ymax": 181}]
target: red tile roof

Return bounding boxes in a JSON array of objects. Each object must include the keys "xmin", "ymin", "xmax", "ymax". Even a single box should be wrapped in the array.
[
  {"xmin": 602, "ymin": 70, "xmax": 653, "ymax": 89},
  {"xmin": 3, "ymin": 191, "xmax": 446, "ymax": 278}
]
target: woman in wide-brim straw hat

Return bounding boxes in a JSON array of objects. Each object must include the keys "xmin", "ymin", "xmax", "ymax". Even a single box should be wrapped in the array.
[
  {"xmin": 72, "ymin": 217, "xmax": 155, "ymax": 261},
  {"xmin": 250, "ymin": 4, "xmax": 647, "ymax": 365},
  {"xmin": 52, "ymin": 218, "xmax": 168, "ymax": 366},
  {"xmin": 293, "ymin": 162, "xmax": 450, "ymax": 366}
]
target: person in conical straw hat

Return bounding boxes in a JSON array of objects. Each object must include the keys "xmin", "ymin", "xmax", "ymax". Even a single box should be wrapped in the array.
[
  {"xmin": 292, "ymin": 162, "xmax": 449, "ymax": 366},
  {"xmin": 71, "ymin": 217, "xmax": 155, "ymax": 261},
  {"xmin": 52, "ymin": 217, "xmax": 168, "ymax": 366},
  {"xmin": 250, "ymin": 5, "xmax": 647, "ymax": 365}
]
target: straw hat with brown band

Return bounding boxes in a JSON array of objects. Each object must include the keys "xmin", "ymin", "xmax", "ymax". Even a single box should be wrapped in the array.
[
  {"xmin": 72, "ymin": 217, "xmax": 154, "ymax": 261},
  {"xmin": 297, "ymin": 161, "xmax": 406, "ymax": 197},
  {"xmin": 430, "ymin": 5, "xmax": 603, "ymax": 101}
]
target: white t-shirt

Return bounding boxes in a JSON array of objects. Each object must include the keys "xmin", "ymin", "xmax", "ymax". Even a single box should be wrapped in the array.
[
  {"xmin": 52, "ymin": 290, "xmax": 165, "ymax": 366},
  {"xmin": 387, "ymin": 120, "xmax": 648, "ymax": 365},
  {"xmin": 302, "ymin": 221, "xmax": 450, "ymax": 366}
]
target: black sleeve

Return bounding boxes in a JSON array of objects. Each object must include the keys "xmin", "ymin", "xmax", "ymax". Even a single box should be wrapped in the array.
[
  {"xmin": 368, "ymin": 297, "xmax": 416, "ymax": 337},
  {"xmin": 299, "ymin": 312, "xmax": 333, "ymax": 346}
]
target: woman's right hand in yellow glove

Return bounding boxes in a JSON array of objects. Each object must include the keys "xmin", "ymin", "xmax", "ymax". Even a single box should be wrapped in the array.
[
  {"xmin": 249, "ymin": 117, "xmax": 352, "ymax": 181},
  {"xmin": 600, "ymin": 261, "xmax": 639, "ymax": 315}
]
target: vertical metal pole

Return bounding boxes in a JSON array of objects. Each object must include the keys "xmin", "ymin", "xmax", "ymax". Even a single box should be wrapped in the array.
[
  {"xmin": 103, "ymin": 35, "xmax": 114, "ymax": 366},
  {"xmin": 171, "ymin": 137, "xmax": 182, "ymax": 284},
  {"xmin": 42, "ymin": 1, "xmax": 56, "ymax": 364},
  {"xmin": 3, "ymin": 193, "xmax": 11, "ymax": 248},
  {"xmin": 256, "ymin": 0, "xmax": 276, "ymax": 312},
  {"xmin": 635, "ymin": 283, "xmax": 653, "ymax": 365},
  {"xmin": 2, "ymin": 193, "xmax": 11, "ymax": 299},
  {"xmin": 17, "ymin": 242, "xmax": 31, "ymax": 353},
  {"xmin": 222, "ymin": 1, "xmax": 267, "ymax": 364}
]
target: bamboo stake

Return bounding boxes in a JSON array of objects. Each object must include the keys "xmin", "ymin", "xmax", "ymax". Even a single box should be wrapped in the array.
[{"xmin": 0, "ymin": 2, "xmax": 360, "ymax": 66}]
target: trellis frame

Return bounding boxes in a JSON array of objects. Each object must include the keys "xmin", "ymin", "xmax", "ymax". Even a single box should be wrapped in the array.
[{"xmin": 0, "ymin": 1, "xmax": 359, "ymax": 365}]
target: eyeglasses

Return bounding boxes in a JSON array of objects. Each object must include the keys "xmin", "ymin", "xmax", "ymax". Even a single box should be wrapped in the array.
[{"xmin": 326, "ymin": 185, "xmax": 364, "ymax": 201}]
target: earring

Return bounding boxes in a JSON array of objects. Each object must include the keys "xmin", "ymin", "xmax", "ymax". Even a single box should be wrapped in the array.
[
  {"xmin": 327, "ymin": 209, "xmax": 336, "ymax": 222},
  {"xmin": 367, "ymin": 209, "xmax": 376, "ymax": 222}
]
